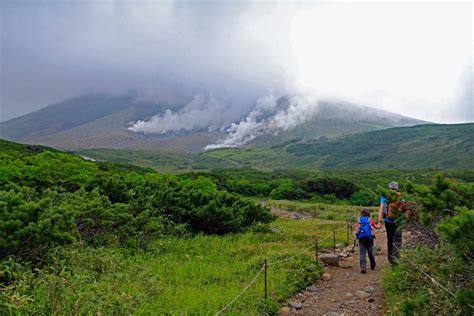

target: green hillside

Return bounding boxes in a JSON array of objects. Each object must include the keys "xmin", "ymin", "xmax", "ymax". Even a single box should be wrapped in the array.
[
  {"xmin": 79, "ymin": 123, "xmax": 474, "ymax": 171},
  {"xmin": 286, "ymin": 123, "xmax": 474, "ymax": 169}
]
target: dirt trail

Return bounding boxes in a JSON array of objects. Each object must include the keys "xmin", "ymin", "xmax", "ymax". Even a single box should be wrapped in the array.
[{"xmin": 285, "ymin": 230, "xmax": 389, "ymax": 316}]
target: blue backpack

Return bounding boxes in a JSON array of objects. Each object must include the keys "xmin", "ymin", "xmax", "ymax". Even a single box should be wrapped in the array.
[{"xmin": 357, "ymin": 216, "xmax": 374, "ymax": 240}]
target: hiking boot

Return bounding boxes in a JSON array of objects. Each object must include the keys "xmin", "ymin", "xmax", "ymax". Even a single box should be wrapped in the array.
[
  {"xmin": 370, "ymin": 261, "xmax": 376, "ymax": 270},
  {"xmin": 361, "ymin": 269, "xmax": 366, "ymax": 274}
]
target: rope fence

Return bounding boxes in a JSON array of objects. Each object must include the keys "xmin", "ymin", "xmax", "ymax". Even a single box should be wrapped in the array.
[
  {"xmin": 392, "ymin": 243, "xmax": 474, "ymax": 309},
  {"xmin": 393, "ymin": 243, "xmax": 456, "ymax": 297},
  {"xmin": 215, "ymin": 265, "xmax": 266, "ymax": 315},
  {"xmin": 216, "ymin": 218, "xmax": 473, "ymax": 315},
  {"xmin": 215, "ymin": 220, "xmax": 352, "ymax": 315}
]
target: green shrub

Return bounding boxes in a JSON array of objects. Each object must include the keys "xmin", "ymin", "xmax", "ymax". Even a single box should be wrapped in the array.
[
  {"xmin": 299, "ymin": 177, "xmax": 357, "ymax": 199},
  {"xmin": 270, "ymin": 181, "xmax": 306, "ymax": 200},
  {"xmin": 0, "ymin": 141, "xmax": 275, "ymax": 263},
  {"xmin": 349, "ymin": 190, "xmax": 378, "ymax": 206},
  {"xmin": 383, "ymin": 175, "xmax": 474, "ymax": 314},
  {"xmin": 437, "ymin": 207, "xmax": 474, "ymax": 260}
]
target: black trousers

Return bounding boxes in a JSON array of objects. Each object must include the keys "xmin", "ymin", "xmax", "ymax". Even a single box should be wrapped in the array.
[
  {"xmin": 385, "ymin": 221, "xmax": 402, "ymax": 264},
  {"xmin": 359, "ymin": 237, "xmax": 376, "ymax": 269}
]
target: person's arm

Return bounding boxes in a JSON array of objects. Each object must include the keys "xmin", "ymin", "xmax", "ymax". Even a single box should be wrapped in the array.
[
  {"xmin": 378, "ymin": 197, "xmax": 385, "ymax": 227},
  {"xmin": 371, "ymin": 219, "xmax": 377, "ymax": 228},
  {"xmin": 354, "ymin": 222, "xmax": 360, "ymax": 236}
]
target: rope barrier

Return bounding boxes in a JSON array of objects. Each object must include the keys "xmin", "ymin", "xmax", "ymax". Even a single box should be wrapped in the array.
[
  {"xmin": 393, "ymin": 243, "xmax": 474, "ymax": 309},
  {"xmin": 215, "ymin": 222, "xmax": 350, "ymax": 314},
  {"xmin": 393, "ymin": 243, "xmax": 456, "ymax": 296},
  {"xmin": 267, "ymin": 226, "xmax": 345, "ymax": 266},
  {"xmin": 217, "ymin": 218, "xmax": 472, "ymax": 315},
  {"xmin": 215, "ymin": 265, "xmax": 265, "ymax": 315},
  {"xmin": 267, "ymin": 241, "xmax": 316, "ymax": 266}
]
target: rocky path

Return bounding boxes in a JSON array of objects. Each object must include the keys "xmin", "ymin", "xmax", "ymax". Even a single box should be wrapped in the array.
[{"xmin": 282, "ymin": 230, "xmax": 389, "ymax": 316}]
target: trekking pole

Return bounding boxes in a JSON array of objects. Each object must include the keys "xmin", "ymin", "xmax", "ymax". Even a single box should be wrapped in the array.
[
  {"xmin": 264, "ymin": 260, "xmax": 268, "ymax": 300},
  {"xmin": 333, "ymin": 229, "xmax": 336, "ymax": 253}
]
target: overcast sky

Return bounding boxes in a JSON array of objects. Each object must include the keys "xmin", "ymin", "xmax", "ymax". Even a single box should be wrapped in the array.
[{"xmin": 1, "ymin": 0, "xmax": 472, "ymax": 123}]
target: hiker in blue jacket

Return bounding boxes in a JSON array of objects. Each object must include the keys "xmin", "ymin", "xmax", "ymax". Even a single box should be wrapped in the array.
[{"xmin": 355, "ymin": 208, "xmax": 377, "ymax": 274}]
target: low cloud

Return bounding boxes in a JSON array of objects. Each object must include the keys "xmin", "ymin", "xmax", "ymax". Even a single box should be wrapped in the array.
[
  {"xmin": 1, "ymin": 1, "xmax": 472, "ymax": 124},
  {"xmin": 129, "ymin": 94, "xmax": 236, "ymax": 134}
]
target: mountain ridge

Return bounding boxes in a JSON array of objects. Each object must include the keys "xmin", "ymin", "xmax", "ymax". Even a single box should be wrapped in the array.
[{"xmin": 1, "ymin": 93, "xmax": 427, "ymax": 152}]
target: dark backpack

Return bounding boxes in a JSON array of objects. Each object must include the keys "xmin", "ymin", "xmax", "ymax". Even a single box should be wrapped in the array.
[{"xmin": 357, "ymin": 216, "xmax": 374, "ymax": 240}]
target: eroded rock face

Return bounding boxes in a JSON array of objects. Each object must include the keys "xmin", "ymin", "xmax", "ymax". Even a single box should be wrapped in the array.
[{"xmin": 319, "ymin": 253, "xmax": 340, "ymax": 266}]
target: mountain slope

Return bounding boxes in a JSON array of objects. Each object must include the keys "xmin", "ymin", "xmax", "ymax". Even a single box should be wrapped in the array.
[
  {"xmin": 285, "ymin": 123, "xmax": 474, "ymax": 169},
  {"xmin": 246, "ymin": 99, "xmax": 426, "ymax": 147},
  {"xmin": 1, "ymin": 93, "xmax": 426, "ymax": 152},
  {"xmin": 0, "ymin": 94, "xmax": 193, "ymax": 150},
  {"xmin": 78, "ymin": 123, "xmax": 474, "ymax": 171},
  {"xmin": 0, "ymin": 94, "xmax": 136, "ymax": 140}
]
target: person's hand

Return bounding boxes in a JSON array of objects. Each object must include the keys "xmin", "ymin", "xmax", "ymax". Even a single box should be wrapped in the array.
[{"xmin": 377, "ymin": 223, "xmax": 382, "ymax": 229}]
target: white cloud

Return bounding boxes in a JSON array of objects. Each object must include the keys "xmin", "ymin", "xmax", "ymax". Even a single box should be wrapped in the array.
[{"xmin": 2, "ymin": 1, "xmax": 472, "ymax": 123}]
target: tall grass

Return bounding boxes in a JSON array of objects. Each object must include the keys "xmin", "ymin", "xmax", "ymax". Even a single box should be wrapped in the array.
[{"xmin": 2, "ymin": 218, "xmax": 351, "ymax": 315}]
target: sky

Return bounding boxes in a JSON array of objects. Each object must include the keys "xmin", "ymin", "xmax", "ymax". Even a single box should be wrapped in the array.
[{"xmin": 1, "ymin": 0, "xmax": 472, "ymax": 124}]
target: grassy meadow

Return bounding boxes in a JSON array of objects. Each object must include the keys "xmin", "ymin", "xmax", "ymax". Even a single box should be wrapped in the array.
[{"xmin": 4, "ymin": 216, "xmax": 352, "ymax": 315}]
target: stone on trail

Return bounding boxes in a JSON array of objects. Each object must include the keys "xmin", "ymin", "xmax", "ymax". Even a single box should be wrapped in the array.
[
  {"xmin": 325, "ymin": 311, "xmax": 341, "ymax": 316},
  {"xmin": 336, "ymin": 243, "xmax": 345, "ymax": 249},
  {"xmin": 307, "ymin": 285, "xmax": 319, "ymax": 292},
  {"xmin": 322, "ymin": 272, "xmax": 332, "ymax": 281},
  {"xmin": 278, "ymin": 306, "xmax": 291, "ymax": 315},
  {"xmin": 289, "ymin": 301, "xmax": 303, "ymax": 309},
  {"xmin": 319, "ymin": 253, "xmax": 340, "ymax": 266},
  {"xmin": 355, "ymin": 290, "xmax": 371, "ymax": 299},
  {"xmin": 361, "ymin": 285, "xmax": 376, "ymax": 293},
  {"xmin": 372, "ymin": 245, "xmax": 381, "ymax": 254}
]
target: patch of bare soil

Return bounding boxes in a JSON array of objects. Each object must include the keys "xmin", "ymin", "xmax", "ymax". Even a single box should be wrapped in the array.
[
  {"xmin": 282, "ymin": 231, "xmax": 390, "ymax": 316},
  {"xmin": 262, "ymin": 202, "xmax": 313, "ymax": 221}
]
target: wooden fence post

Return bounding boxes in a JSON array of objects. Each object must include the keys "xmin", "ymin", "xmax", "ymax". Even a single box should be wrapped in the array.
[
  {"xmin": 315, "ymin": 237, "xmax": 319, "ymax": 262},
  {"xmin": 264, "ymin": 260, "xmax": 268, "ymax": 300},
  {"xmin": 347, "ymin": 222, "xmax": 350, "ymax": 244}
]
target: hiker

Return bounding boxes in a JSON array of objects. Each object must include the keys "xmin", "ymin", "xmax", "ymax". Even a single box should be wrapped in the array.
[
  {"xmin": 355, "ymin": 208, "xmax": 377, "ymax": 274},
  {"xmin": 378, "ymin": 181, "xmax": 403, "ymax": 265}
]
